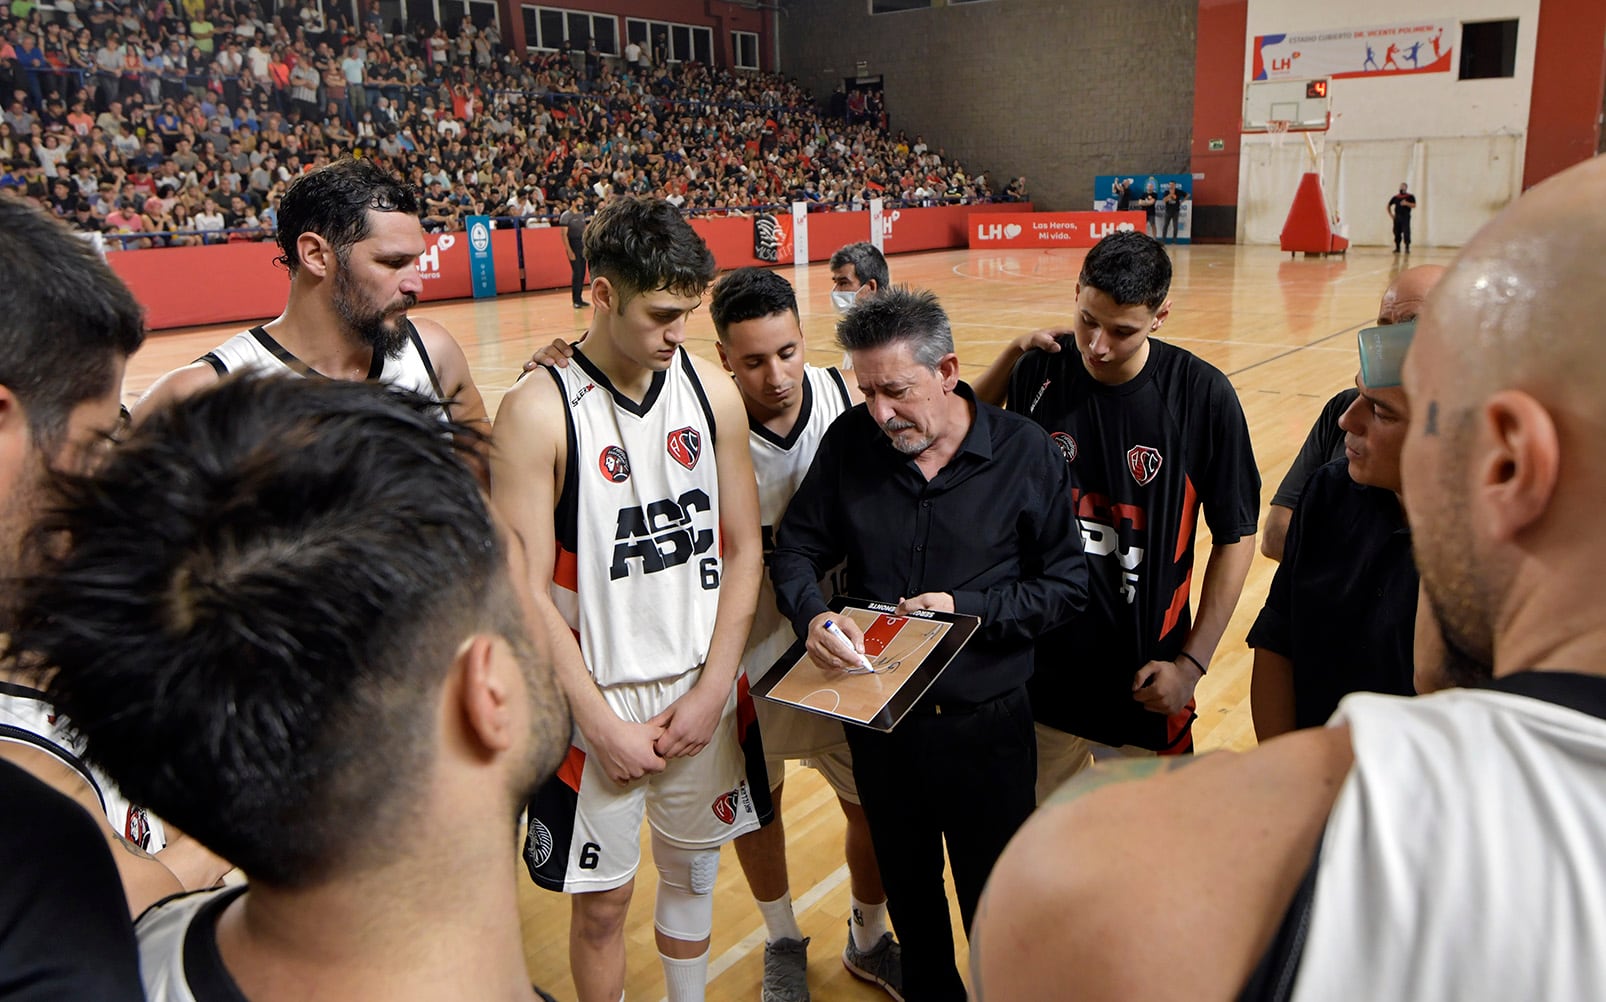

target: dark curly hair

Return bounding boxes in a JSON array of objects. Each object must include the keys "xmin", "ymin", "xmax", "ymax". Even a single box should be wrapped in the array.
[
  {"xmin": 274, "ymin": 157, "xmax": 420, "ymax": 274},
  {"xmin": 583, "ymin": 195, "xmax": 718, "ymax": 303},
  {"xmin": 1079, "ymin": 231, "xmax": 1172, "ymax": 310}
]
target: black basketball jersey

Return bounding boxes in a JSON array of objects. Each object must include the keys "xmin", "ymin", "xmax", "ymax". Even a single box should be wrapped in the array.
[{"xmin": 1009, "ymin": 337, "xmax": 1259, "ymax": 751}]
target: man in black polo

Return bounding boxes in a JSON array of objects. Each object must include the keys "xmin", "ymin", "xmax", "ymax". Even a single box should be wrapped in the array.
[
  {"xmin": 771, "ymin": 287, "xmax": 1087, "ymax": 1002},
  {"xmin": 1247, "ymin": 320, "xmax": 1421, "ymax": 738}
]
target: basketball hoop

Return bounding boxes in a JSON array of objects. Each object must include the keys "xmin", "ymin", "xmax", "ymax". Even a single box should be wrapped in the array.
[{"xmin": 1267, "ymin": 119, "xmax": 1292, "ymax": 150}]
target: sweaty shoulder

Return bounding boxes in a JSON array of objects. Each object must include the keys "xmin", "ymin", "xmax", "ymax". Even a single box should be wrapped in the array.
[
  {"xmin": 131, "ymin": 361, "xmax": 220, "ymax": 424},
  {"xmin": 408, "ymin": 314, "xmax": 455, "ymax": 352},
  {"xmin": 972, "ymin": 725, "xmax": 1354, "ymax": 1002},
  {"xmin": 685, "ymin": 349, "xmax": 739, "ymax": 403},
  {"xmin": 495, "ymin": 366, "xmax": 567, "ymax": 440}
]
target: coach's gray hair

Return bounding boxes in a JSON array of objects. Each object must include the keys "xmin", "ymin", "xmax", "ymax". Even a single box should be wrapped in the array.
[{"xmin": 835, "ymin": 286, "xmax": 955, "ymax": 371}]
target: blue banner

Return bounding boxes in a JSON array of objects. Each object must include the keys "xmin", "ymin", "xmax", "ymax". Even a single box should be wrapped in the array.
[
  {"xmin": 467, "ymin": 216, "xmax": 496, "ymax": 299},
  {"xmin": 1093, "ymin": 174, "xmax": 1193, "ymax": 245}
]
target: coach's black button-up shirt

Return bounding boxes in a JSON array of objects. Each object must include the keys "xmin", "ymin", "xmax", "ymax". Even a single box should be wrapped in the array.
[{"xmin": 771, "ymin": 382, "xmax": 1088, "ymax": 705}]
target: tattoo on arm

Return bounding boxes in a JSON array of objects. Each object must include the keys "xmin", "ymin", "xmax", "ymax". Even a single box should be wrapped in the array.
[
  {"xmin": 115, "ymin": 836, "xmax": 160, "ymax": 862},
  {"xmin": 1040, "ymin": 754, "xmax": 1205, "ymax": 808},
  {"xmin": 1424, "ymin": 400, "xmax": 1439, "ymax": 436}
]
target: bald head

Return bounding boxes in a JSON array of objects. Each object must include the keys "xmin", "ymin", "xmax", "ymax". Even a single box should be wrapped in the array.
[
  {"xmin": 1400, "ymin": 155, "xmax": 1606, "ymax": 684},
  {"xmin": 1412, "ymin": 157, "xmax": 1606, "ymax": 410},
  {"xmin": 1376, "ymin": 264, "xmax": 1445, "ymax": 325}
]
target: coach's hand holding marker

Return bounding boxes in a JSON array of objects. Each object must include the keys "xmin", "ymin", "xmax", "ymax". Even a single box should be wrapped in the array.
[
  {"xmin": 806, "ymin": 611, "xmax": 868, "ymax": 673},
  {"xmin": 824, "ymin": 619, "xmax": 877, "ymax": 674}
]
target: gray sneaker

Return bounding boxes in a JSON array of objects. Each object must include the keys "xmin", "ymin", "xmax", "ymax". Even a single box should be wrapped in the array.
[
  {"xmin": 841, "ymin": 923, "xmax": 903, "ymax": 1001},
  {"xmin": 762, "ymin": 936, "xmax": 810, "ymax": 1002}
]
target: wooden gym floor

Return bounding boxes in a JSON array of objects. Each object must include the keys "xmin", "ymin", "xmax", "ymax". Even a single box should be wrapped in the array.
[{"xmin": 123, "ymin": 242, "xmax": 1457, "ymax": 1001}]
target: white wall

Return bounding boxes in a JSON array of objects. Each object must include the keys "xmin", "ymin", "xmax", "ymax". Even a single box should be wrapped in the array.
[{"xmin": 1237, "ymin": 0, "xmax": 1538, "ymax": 247}]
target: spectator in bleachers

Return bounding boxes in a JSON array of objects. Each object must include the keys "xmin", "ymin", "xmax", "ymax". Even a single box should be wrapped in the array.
[{"xmin": 2, "ymin": 2, "xmax": 998, "ymax": 247}]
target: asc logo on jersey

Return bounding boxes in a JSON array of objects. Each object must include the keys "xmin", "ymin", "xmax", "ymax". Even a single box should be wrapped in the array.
[
  {"xmin": 611, "ymin": 488, "xmax": 716, "ymax": 581},
  {"xmin": 711, "ymin": 781, "xmax": 754, "ymax": 825},
  {"xmin": 667, "ymin": 426, "xmax": 702, "ymax": 470},
  {"xmin": 598, "ymin": 445, "xmax": 631, "ymax": 483},
  {"xmin": 123, "ymin": 807, "xmax": 153, "ymax": 850},
  {"xmin": 1127, "ymin": 444, "xmax": 1163, "ymax": 486}
]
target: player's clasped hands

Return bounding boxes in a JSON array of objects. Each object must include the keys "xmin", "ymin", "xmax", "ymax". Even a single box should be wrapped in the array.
[
  {"xmin": 648, "ymin": 683, "xmax": 725, "ymax": 760},
  {"xmin": 590, "ymin": 716, "xmax": 669, "ymax": 784},
  {"xmin": 1131, "ymin": 657, "xmax": 1203, "ymax": 716}
]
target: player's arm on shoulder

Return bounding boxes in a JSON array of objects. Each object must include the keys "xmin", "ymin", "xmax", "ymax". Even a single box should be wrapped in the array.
[
  {"xmin": 0, "ymin": 743, "xmax": 183, "ymax": 917},
  {"xmin": 412, "ymin": 316, "xmax": 489, "ymax": 434},
  {"xmin": 971, "ymin": 329, "xmax": 1069, "ymax": 408},
  {"xmin": 690, "ymin": 352, "xmax": 762, "ymax": 696},
  {"xmin": 970, "ymin": 726, "xmax": 1355, "ymax": 1002},
  {"xmin": 129, "ymin": 361, "xmax": 220, "ymax": 425}
]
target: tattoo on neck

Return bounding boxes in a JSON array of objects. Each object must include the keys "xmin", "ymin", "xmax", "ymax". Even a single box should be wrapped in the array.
[{"xmin": 1425, "ymin": 400, "xmax": 1439, "ymax": 436}]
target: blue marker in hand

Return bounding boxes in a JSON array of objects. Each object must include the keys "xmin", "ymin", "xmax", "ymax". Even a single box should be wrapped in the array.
[{"xmin": 823, "ymin": 619, "xmax": 876, "ymax": 674}]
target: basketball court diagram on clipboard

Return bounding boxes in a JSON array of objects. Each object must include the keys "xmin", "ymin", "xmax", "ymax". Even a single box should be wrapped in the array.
[{"xmin": 751, "ymin": 597, "xmax": 980, "ymax": 732}]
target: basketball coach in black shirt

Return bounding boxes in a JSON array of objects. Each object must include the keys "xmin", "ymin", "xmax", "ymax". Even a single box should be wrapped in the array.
[{"xmin": 771, "ymin": 287, "xmax": 1088, "ymax": 1001}]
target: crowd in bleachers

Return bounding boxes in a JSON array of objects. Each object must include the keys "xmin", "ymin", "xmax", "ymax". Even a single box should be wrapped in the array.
[{"xmin": 0, "ymin": 0, "xmax": 1016, "ymax": 248}]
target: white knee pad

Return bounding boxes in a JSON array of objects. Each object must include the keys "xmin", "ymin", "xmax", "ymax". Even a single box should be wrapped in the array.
[{"xmin": 651, "ymin": 833, "xmax": 719, "ymax": 942}]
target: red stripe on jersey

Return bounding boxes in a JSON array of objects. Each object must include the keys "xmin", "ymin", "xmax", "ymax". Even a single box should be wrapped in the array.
[
  {"xmin": 1173, "ymin": 475, "xmax": 1198, "ymax": 563},
  {"xmin": 1159, "ymin": 571, "xmax": 1192, "ymax": 639},
  {"xmin": 861, "ymin": 615, "xmax": 908, "ymax": 657},
  {"xmin": 1162, "ymin": 701, "xmax": 1196, "ymax": 756},
  {"xmin": 553, "ymin": 545, "xmax": 578, "ymax": 591},
  {"xmin": 557, "ymin": 745, "xmax": 586, "ymax": 793},
  {"xmin": 736, "ymin": 672, "xmax": 757, "ymax": 742}
]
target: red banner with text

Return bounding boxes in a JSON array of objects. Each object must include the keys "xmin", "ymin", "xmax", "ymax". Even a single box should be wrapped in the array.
[
  {"xmin": 967, "ymin": 211, "xmax": 1146, "ymax": 249},
  {"xmin": 112, "ymin": 204, "xmax": 1037, "ymax": 331}
]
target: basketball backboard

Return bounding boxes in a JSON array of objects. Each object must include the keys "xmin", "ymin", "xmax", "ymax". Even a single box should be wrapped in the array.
[{"xmin": 1243, "ymin": 78, "xmax": 1331, "ymax": 132}]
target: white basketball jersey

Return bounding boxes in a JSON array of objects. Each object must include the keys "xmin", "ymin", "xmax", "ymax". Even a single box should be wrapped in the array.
[
  {"xmin": 743, "ymin": 364, "xmax": 854, "ymax": 683},
  {"xmin": 547, "ymin": 347, "xmax": 723, "ymax": 688},
  {"xmin": 199, "ymin": 322, "xmax": 446, "ymax": 405},
  {"xmin": 137, "ymin": 886, "xmax": 245, "ymax": 1002},
  {"xmin": 1291, "ymin": 679, "xmax": 1606, "ymax": 1001},
  {"xmin": 0, "ymin": 681, "xmax": 168, "ymax": 852}
]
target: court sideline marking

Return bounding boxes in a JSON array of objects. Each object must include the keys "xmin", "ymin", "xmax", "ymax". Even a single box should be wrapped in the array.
[{"xmin": 1224, "ymin": 320, "xmax": 1368, "ymax": 378}]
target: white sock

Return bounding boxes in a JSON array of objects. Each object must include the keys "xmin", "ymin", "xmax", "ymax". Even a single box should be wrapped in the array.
[
  {"xmin": 850, "ymin": 894, "xmax": 889, "ymax": 951},
  {"xmin": 755, "ymin": 890, "xmax": 803, "ymax": 943},
  {"xmin": 661, "ymin": 949, "xmax": 710, "ymax": 1002}
]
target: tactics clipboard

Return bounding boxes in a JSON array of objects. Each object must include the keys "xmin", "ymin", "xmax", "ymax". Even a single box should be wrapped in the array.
[{"xmin": 749, "ymin": 596, "xmax": 980, "ymax": 733}]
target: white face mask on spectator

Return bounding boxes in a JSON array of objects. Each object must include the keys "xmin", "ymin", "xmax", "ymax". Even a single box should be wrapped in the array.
[{"xmin": 831, "ymin": 289, "xmax": 859, "ymax": 313}]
